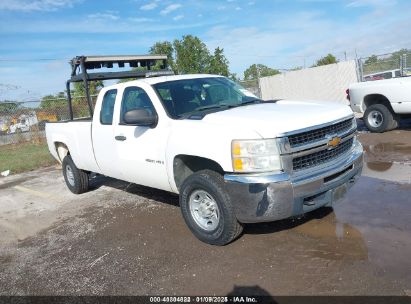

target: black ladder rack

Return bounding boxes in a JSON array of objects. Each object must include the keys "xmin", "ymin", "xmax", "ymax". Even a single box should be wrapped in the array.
[{"xmin": 66, "ymin": 55, "xmax": 173, "ymax": 120}]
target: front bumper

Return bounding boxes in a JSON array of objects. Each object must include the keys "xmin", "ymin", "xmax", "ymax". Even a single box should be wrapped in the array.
[{"xmin": 224, "ymin": 142, "xmax": 364, "ymax": 223}]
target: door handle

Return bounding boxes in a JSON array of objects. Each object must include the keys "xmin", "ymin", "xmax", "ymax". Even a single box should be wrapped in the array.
[{"xmin": 115, "ymin": 135, "xmax": 127, "ymax": 141}]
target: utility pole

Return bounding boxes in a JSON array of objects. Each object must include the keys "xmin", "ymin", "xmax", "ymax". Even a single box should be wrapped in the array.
[{"xmin": 256, "ymin": 65, "xmax": 262, "ymax": 98}]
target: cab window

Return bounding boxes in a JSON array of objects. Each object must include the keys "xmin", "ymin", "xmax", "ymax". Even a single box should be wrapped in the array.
[
  {"xmin": 100, "ymin": 89, "xmax": 117, "ymax": 125},
  {"xmin": 120, "ymin": 86, "xmax": 156, "ymax": 124}
]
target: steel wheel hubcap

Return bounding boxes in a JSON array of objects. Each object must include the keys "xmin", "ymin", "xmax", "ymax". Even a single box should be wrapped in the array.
[
  {"xmin": 189, "ymin": 190, "xmax": 220, "ymax": 231},
  {"xmin": 66, "ymin": 165, "xmax": 75, "ymax": 186},
  {"xmin": 368, "ymin": 110, "xmax": 383, "ymax": 128}
]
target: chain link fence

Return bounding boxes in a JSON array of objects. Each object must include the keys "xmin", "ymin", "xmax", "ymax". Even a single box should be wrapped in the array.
[
  {"xmin": 0, "ymin": 96, "xmax": 97, "ymax": 145},
  {"xmin": 0, "ymin": 96, "xmax": 97, "ymax": 174},
  {"xmin": 358, "ymin": 51, "xmax": 411, "ymax": 81}
]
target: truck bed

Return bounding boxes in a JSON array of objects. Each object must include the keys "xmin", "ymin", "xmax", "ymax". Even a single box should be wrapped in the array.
[{"xmin": 45, "ymin": 121, "xmax": 100, "ymax": 173}]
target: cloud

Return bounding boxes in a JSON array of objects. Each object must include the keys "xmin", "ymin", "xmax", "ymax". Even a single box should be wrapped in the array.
[
  {"xmin": 173, "ymin": 14, "xmax": 184, "ymax": 21},
  {"xmin": 0, "ymin": 0, "xmax": 81, "ymax": 12},
  {"xmin": 140, "ymin": 2, "xmax": 157, "ymax": 11},
  {"xmin": 160, "ymin": 3, "xmax": 181, "ymax": 15},
  {"xmin": 0, "ymin": 17, "xmax": 212, "ymax": 34},
  {"xmin": 88, "ymin": 12, "xmax": 119, "ymax": 20},
  {"xmin": 346, "ymin": 0, "xmax": 397, "ymax": 7},
  {"xmin": 128, "ymin": 17, "xmax": 153, "ymax": 22}
]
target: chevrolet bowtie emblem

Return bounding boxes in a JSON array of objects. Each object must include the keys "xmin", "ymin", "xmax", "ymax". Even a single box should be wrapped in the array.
[{"xmin": 328, "ymin": 136, "xmax": 341, "ymax": 148}]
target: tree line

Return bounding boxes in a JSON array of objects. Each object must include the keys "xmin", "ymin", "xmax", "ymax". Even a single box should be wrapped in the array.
[{"xmin": 362, "ymin": 48, "xmax": 410, "ymax": 75}]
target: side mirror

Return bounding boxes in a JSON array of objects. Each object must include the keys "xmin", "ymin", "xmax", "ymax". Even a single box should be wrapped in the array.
[{"xmin": 123, "ymin": 109, "xmax": 158, "ymax": 128}]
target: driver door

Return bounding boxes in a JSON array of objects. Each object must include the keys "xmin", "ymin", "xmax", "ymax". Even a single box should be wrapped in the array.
[{"xmin": 112, "ymin": 86, "xmax": 170, "ymax": 191}]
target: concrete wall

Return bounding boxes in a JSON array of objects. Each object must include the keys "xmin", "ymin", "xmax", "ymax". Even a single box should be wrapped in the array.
[{"xmin": 260, "ymin": 60, "xmax": 359, "ymax": 105}]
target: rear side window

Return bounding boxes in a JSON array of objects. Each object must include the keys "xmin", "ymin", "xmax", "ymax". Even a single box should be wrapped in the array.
[
  {"xmin": 120, "ymin": 86, "xmax": 155, "ymax": 124},
  {"xmin": 100, "ymin": 89, "xmax": 117, "ymax": 125}
]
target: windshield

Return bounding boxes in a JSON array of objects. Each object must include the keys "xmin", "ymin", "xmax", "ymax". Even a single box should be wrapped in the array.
[{"xmin": 152, "ymin": 77, "xmax": 259, "ymax": 118}]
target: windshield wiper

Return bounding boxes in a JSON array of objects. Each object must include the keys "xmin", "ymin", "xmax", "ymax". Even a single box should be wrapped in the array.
[
  {"xmin": 238, "ymin": 98, "xmax": 263, "ymax": 106},
  {"xmin": 178, "ymin": 104, "xmax": 233, "ymax": 119},
  {"xmin": 194, "ymin": 104, "xmax": 232, "ymax": 111}
]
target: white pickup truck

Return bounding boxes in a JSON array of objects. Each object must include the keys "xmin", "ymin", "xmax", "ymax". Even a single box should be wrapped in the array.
[
  {"xmin": 348, "ymin": 76, "xmax": 411, "ymax": 132},
  {"xmin": 46, "ymin": 74, "xmax": 363, "ymax": 245}
]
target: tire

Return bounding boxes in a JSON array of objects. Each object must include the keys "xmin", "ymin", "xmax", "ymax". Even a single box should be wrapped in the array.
[
  {"xmin": 179, "ymin": 170, "xmax": 243, "ymax": 246},
  {"xmin": 364, "ymin": 104, "xmax": 397, "ymax": 133},
  {"xmin": 62, "ymin": 155, "xmax": 89, "ymax": 194}
]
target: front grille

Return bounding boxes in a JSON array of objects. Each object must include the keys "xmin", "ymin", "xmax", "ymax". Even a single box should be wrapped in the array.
[
  {"xmin": 293, "ymin": 138, "xmax": 353, "ymax": 171},
  {"xmin": 288, "ymin": 118, "xmax": 353, "ymax": 148}
]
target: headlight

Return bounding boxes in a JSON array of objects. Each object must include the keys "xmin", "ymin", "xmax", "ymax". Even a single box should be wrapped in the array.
[
  {"xmin": 353, "ymin": 136, "xmax": 363, "ymax": 153},
  {"xmin": 231, "ymin": 139, "xmax": 282, "ymax": 173}
]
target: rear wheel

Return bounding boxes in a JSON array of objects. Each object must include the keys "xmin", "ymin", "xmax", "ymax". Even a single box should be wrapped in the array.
[
  {"xmin": 179, "ymin": 170, "xmax": 243, "ymax": 246},
  {"xmin": 364, "ymin": 104, "xmax": 398, "ymax": 133},
  {"xmin": 62, "ymin": 155, "xmax": 89, "ymax": 194}
]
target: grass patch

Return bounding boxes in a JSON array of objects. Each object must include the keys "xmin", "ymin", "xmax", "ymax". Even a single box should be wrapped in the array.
[{"xmin": 0, "ymin": 141, "xmax": 57, "ymax": 174}]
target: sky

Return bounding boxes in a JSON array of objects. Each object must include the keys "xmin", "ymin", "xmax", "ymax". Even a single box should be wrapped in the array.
[{"xmin": 0, "ymin": 0, "xmax": 410, "ymax": 101}]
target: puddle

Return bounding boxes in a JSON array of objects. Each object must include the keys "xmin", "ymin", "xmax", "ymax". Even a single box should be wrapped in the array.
[
  {"xmin": 366, "ymin": 161, "xmax": 393, "ymax": 172},
  {"xmin": 365, "ymin": 142, "xmax": 411, "ymax": 155},
  {"xmin": 363, "ymin": 161, "xmax": 411, "ymax": 183},
  {"xmin": 333, "ymin": 176, "xmax": 411, "ymax": 285},
  {"xmin": 363, "ymin": 142, "xmax": 411, "ymax": 163},
  {"xmin": 361, "ymin": 141, "xmax": 411, "ymax": 183},
  {"xmin": 292, "ymin": 211, "xmax": 368, "ymax": 260},
  {"xmin": 285, "ymin": 173, "xmax": 411, "ymax": 284}
]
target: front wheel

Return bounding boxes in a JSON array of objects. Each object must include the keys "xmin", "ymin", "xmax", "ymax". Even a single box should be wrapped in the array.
[
  {"xmin": 62, "ymin": 155, "xmax": 89, "ymax": 194},
  {"xmin": 179, "ymin": 170, "xmax": 243, "ymax": 246},
  {"xmin": 364, "ymin": 104, "xmax": 398, "ymax": 133}
]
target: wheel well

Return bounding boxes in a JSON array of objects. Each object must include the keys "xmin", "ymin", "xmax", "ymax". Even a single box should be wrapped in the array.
[
  {"xmin": 54, "ymin": 142, "xmax": 69, "ymax": 163},
  {"xmin": 173, "ymin": 155, "xmax": 224, "ymax": 190},
  {"xmin": 363, "ymin": 94, "xmax": 394, "ymax": 113}
]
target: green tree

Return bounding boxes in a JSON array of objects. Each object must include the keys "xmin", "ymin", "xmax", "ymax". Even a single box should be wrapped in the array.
[
  {"xmin": 40, "ymin": 92, "xmax": 66, "ymax": 109},
  {"xmin": 0, "ymin": 101, "xmax": 19, "ymax": 113},
  {"xmin": 243, "ymin": 64, "xmax": 280, "ymax": 80},
  {"xmin": 72, "ymin": 81, "xmax": 103, "ymax": 100},
  {"xmin": 173, "ymin": 35, "xmax": 211, "ymax": 74},
  {"xmin": 229, "ymin": 73, "xmax": 240, "ymax": 82},
  {"xmin": 364, "ymin": 55, "xmax": 378, "ymax": 65},
  {"xmin": 362, "ymin": 49, "xmax": 410, "ymax": 74},
  {"xmin": 71, "ymin": 81, "xmax": 104, "ymax": 117},
  {"xmin": 208, "ymin": 47, "xmax": 230, "ymax": 76},
  {"xmin": 313, "ymin": 54, "xmax": 338, "ymax": 67},
  {"xmin": 147, "ymin": 36, "xmax": 232, "ymax": 76},
  {"xmin": 149, "ymin": 41, "xmax": 175, "ymax": 71}
]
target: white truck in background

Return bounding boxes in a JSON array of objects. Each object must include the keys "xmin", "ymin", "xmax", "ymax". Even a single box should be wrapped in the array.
[
  {"xmin": 8, "ymin": 113, "xmax": 38, "ymax": 134},
  {"xmin": 46, "ymin": 55, "xmax": 363, "ymax": 245},
  {"xmin": 348, "ymin": 76, "xmax": 411, "ymax": 132}
]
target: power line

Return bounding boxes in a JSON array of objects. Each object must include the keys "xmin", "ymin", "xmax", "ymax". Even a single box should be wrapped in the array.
[{"xmin": 0, "ymin": 58, "xmax": 69, "ymax": 62}]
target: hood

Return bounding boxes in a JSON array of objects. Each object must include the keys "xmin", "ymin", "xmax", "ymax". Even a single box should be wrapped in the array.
[{"xmin": 202, "ymin": 100, "xmax": 354, "ymax": 138}]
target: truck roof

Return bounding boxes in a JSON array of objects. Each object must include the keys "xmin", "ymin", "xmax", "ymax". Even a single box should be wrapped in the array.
[{"xmin": 104, "ymin": 74, "xmax": 225, "ymax": 90}]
